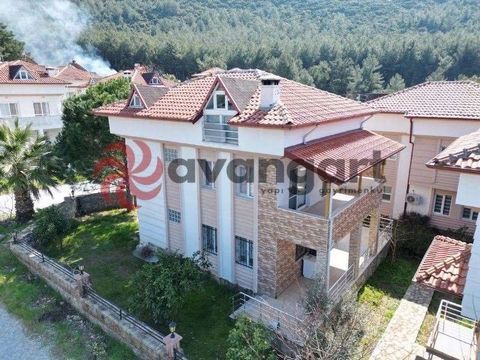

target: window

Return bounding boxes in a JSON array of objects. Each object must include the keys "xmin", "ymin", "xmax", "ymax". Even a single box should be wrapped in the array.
[
  {"xmin": 216, "ymin": 93, "xmax": 226, "ymax": 109},
  {"xmin": 202, "ymin": 225, "xmax": 217, "ymax": 254},
  {"xmin": 14, "ymin": 68, "xmax": 33, "ymax": 80},
  {"xmin": 236, "ymin": 164, "xmax": 254, "ymax": 198},
  {"xmin": 33, "ymin": 102, "xmax": 50, "ymax": 116},
  {"xmin": 168, "ymin": 209, "xmax": 181, "ymax": 223},
  {"xmin": 200, "ymin": 160, "xmax": 215, "ymax": 189},
  {"xmin": 382, "ymin": 186, "xmax": 392, "ymax": 202},
  {"xmin": 164, "ymin": 148, "xmax": 177, "ymax": 162},
  {"xmin": 288, "ymin": 166, "xmax": 307, "ymax": 210},
  {"xmin": 150, "ymin": 77, "xmax": 160, "ymax": 85},
  {"xmin": 462, "ymin": 207, "xmax": 479, "ymax": 221},
  {"xmin": 129, "ymin": 93, "xmax": 142, "ymax": 108},
  {"xmin": 235, "ymin": 236, "xmax": 253, "ymax": 268},
  {"xmin": 433, "ymin": 193, "xmax": 452, "ymax": 216},
  {"xmin": 203, "ymin": 114, "xmax": 237, "ymax": 144},
  {"xmin": 0, "ymin": 103, "xmax": 18, "ymax": 118}
]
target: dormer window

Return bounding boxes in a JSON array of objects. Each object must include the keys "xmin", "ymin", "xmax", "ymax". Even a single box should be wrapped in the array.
[
  {"xmin": 150, "ymin": 77, "xmax": 160, "ymax": 85},
  {"xmin": 129, "ymin": 93, "xmax": 143, "ymax": 108},
  {"xmin": 203, "ymin": 89, "xmax": 238, "ymax": 144},
  {"xmin": 14, "ymin": 68, "xmax": 34, "ymax": 80}
]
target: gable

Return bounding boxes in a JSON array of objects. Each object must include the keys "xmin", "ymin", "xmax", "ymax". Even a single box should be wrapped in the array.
[{"xmin": 11, "ymin": 65, "xmax": 34, "ymax": 80}]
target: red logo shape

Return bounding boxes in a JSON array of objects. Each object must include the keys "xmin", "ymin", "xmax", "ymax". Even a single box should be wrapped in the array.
[{"xmin": 94, "ymin": 140, "xmax": 163, "ymax": 210}]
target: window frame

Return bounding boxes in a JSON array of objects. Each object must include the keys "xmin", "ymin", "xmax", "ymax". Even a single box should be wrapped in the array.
[
  {"xmin": 200, "ymin": 160, "xmax": 215, "ymax": 189},
  {"xmin": 236, "ymin": 164, "xmax": 254, "ymax": 198},
  {"xmin": 129, "ymin": 93, "xmax": 143, "ymax": 108},
  {"xmin": 288, "ymin": 166, "xmax": 307, "ymax": 210},
  {"xmin": 235, "ymin": 236, "xmax": 254, "ymax": 268},
  {"xmin": 0, "ymin": 103, "xmax": 18, "ymax": 118},
  {"xmin": 202, "ymin": 225, "xmax": 217, "ymax": 255},
  {"xmin": 164, "ymin": 148, "xmax": 178, "ymax": 163},
  {"xmin": 168, "ymin": 209, "xmax": 181, "ymax": 223},
  {"xmin": 433, "ymin": 193, "xmax": 452, "ymax": 216},
  {"xmin": 33, "ymin": 102, "xmax": 50, "ymax": 116},
  {"xmin": 462, "ymin": 207, "xmax": 479, "ymax": 222},
  {"xmin": 14, "ymin": 68, "xmax": 33, "ymax": 80},
  {"xmin": 382, "ymin": 186, "xmax": 393, "ymax": 202}
]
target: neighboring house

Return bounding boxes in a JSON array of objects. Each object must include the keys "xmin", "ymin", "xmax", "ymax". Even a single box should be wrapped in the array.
[
  {"xmin": 0, "ymin": 60, "xmax": 70, "ymax": 140},
  {"xmin": 415, "ymin": 129, "xmax": 480, "ymax": 359},
  {"xmin": 52, "ymin": 60, "xmax": 101, "ymax": 96},
  {"xmin": 94, "ymin": 68, "xmax": 404, "ymax": 322},
  {"xmin": 365, "ymin": 81, "xmax": 480, "ymax": 233},
  {"xmin": 101, "ymin": 63, "xmax": 178, "ymax": 88}
]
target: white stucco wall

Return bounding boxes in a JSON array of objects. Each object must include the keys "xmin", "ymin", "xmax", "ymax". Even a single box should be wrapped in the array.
[{"xmin": 456, "ymin": 174, "xmax": 480, "ymax": 208}]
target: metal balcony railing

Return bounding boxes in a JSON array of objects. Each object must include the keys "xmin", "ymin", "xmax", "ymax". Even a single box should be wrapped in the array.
[{"xmin": 0, "ymin": 115, "xmax": 62, "ymax": 130}]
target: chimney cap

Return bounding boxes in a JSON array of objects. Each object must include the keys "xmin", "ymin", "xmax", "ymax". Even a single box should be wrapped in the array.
[{"xmin": 259, "ymin": 74, "xmax": 281, "ymax": 85}]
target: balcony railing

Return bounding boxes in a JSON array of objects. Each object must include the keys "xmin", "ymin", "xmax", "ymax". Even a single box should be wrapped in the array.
[
  {"xmin": 0, "ymin": 115, "xmax": 62, "ymax": 130},
  {"xmin": 203, "ymin": 122, "xmax": 238, "ymax": 145}
]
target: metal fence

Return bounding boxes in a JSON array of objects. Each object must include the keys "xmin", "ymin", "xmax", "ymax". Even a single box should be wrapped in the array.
[{"xmin": 13, "ymin": 239, "xmax": 188, "ymax": 359}]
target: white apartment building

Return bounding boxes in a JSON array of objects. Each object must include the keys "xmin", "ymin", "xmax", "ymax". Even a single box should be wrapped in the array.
[{"xmin": 0, "ymin": 60, "xmax": 69, "ymax": 140}]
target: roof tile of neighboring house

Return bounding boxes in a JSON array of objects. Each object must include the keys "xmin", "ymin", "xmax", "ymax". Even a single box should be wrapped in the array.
[
  {"xmin": 367, "ymin": 81, "xmax": 480, "ymax": 120},
  {"xmin": 133, "ymin": 84, "xmax": 170, "ymax": 108},
  {"xmin": 426, "ymin": 129, "xmax": 480, "ymax": 173},
  {"xmin": 101, "ymin": 65, "xmax": 178, "ymax": 88},
  {"xmin": 284, "ymin": 129, "xmax": 405, "ymax": 183},
  {"xmin": 414, "ymin": 235, "xmax": 471, "ymax": 296},
  {"xmin": 54, "ymin": 62, "xmax": 100, "ymax": 88},
  {"xmin": 94, "ymin": 69, "xmax": 374, "ymax": 128},
  {"xmin": 0, "ymin": 60, "xmax": 69, "ymax": 85}
]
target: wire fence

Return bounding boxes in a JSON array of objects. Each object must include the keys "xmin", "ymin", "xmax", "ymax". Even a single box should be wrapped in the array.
[{"xmin": 13, "ymin": 238, "xmax": 188, "ymax": 359}]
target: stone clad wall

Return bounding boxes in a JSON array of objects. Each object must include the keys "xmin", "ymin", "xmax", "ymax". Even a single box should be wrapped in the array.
[
  {"xmin": 333, "ymin": 184, "xmax": 383, "ymax": 241},
  {"xmin": 257, "ymin": 164, "xmax": 329, "ymax": 297},
  {"xmin": 9, "ymin": 242, "xmax": 169, "ymax": 360}
]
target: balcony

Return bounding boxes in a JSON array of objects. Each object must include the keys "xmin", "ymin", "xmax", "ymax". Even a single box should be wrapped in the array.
[
  {"xmin": 300, "ymin": 176, "xmax": 382, "ymax": 219},
  {"xmin": 0, "ymin": 115, "xmax": 63, "ymax": 130},
  {"xmin": 202, "ymin": 122, "xmax": 238, "ymax": 145}
]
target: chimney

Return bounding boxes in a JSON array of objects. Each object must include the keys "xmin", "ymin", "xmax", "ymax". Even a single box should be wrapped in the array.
[
  {"xmin": 45, "ymin": 66, "xmax": 58, "ymax": 77},
  {"xmin": 259, "ymin": 74, "xmax": 281, "ymax": 109}
]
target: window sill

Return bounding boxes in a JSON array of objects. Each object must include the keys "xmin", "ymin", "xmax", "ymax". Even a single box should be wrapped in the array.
[
  {"xmin": 201, "ymin": 186, "xmax": 216, "ymax": 191},
  {"xmin": 432, "ymin": 212, "xmax": 451, "ymax": 218},
  {"xmin": 204, "ymin": 250, "xmax": 217, "ymax": 256},
  {"xmin": 235, "ymin": 261, "xmax": 253, "ymax": 269},
  {"xmin": 236, "ymin": 193, "xmax": 254, "ymax": 200}
]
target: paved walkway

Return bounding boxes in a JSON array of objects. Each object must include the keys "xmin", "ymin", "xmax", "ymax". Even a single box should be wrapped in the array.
[
  {"xmin": 370, "ymin": 282, "xmax": 434, "ymax": 360},
  {"xmin": 0, "ymin": 304, "xmax": 56, "ymax": 360}
]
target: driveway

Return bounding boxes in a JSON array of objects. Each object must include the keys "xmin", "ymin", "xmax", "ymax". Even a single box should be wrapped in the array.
[
  {"xmin": 0, "ymin": 304, "xmax": 57, "ymax": 360},
  {"xmin": 0, "ymin": 183, "xmax": 101, "ymax": 218}
]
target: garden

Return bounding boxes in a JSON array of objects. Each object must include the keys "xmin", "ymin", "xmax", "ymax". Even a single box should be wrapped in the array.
[{"xmin": 39, "ymin": 209, "xmax": 235, "ymax": 360}]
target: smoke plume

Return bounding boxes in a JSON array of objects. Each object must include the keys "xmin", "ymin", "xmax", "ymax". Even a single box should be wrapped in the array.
[{"xmin": 0, "ymin": 0, "xmax": 115, "ymax": 75}]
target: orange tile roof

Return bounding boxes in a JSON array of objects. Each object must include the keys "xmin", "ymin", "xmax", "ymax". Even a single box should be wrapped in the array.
[
  {"xmin": 284, "ymin": 129, "xmax": 405, "ymax": 183},
  {"xmin": 415, "ymin": 235, "xmax": 471, "ymax": 297},
  {"xmin": 368, "ymin": 81, "xmax": 480, "ymax": 120},
  {"xmin": 426, "ymin": 129, "xmax": 480, "ymax": 174},
  {"xmin": 94, "ymin": 68, "xmax": 374, "ymax": 128},
  {"xmin": 0, "ymin": 60, "xmax": 69, "ymax": 85},
  {"xmin": 54, "ymin": 63, "xmax": 100, "ymax": 88},
  {"xmin": 100, "ymin": 65, "xmax": 178, "ymax": 88}
]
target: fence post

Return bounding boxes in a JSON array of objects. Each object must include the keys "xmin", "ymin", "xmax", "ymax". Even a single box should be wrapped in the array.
[
  {"xmin": 41, "ymin": 253, "xmax": 45, "ymax": 263},
  {"xmin": 120, "ymin": 308, "xmax": 123, "ymax": 320}
]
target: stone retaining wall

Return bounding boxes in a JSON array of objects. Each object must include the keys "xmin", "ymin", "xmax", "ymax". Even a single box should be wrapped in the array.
[
  {"xmin": 9, "ymin": 241, "xmax": 169, "ymax": 360},
  {"xmin": 57, "ymin": 191, "xmax": 125, "ymax": 219}
]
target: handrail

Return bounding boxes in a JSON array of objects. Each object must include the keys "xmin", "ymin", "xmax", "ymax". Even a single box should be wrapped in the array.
[
  {"xmin": 235, "ymin": 291, "xmax": 304, "ymax": 323},
  {"xmin": 12, "ymin": 239, "xmax": 188, "ymax": 357},
  {"xmin": 328, "ymin": 264, "xmax": 354, "ymax": 301}
]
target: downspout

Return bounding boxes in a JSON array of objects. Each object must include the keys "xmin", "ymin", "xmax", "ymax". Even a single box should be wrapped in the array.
[
  {"xmin": 302, "ymin": 125, "xmax": 319, "ymax": 144},
  {"xmin": 403, "ymin": 117, "xmax": 415, "ymax": 216}
]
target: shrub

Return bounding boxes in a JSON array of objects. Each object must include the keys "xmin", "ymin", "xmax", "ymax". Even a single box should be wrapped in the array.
[
  {"xmin": 128, "ymin": 250, "xmax": 210, "ymax": 324},
  {"xmin": 226, "ymin": 317, "xmax": 277, "ymax": 360},
  {"xmin": 393, "ymin": 212, "xmax": 473, "ymax": 258},
  {"xmin": 32, "ymin": 206, "xmax": 74, "ymax": 248}
]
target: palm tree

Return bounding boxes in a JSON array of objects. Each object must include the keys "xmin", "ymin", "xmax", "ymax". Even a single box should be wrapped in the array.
[{"xmin": 0, "ymin": 121, "xmax": 60, "ymax": 222}]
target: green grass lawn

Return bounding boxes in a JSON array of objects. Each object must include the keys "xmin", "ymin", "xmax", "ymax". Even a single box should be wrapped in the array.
[
  {"xmin": 44, "ymin": 210, "xmax": 235, "ymax": 359},
  {"xmin": 357, "ymin": 256, "xmax": 420, "ymax": 356},
  {"xmin": 0, "ymin": 222, "xmax": 136, "ymax": 360}
]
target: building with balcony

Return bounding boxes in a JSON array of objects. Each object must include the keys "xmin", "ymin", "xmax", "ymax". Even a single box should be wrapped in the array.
[
  {"xmin": 94, "ymin": 68, "xmax": 404, "ymax": 326},
  {"xmin": 0, "ymin": 60, "xmax": 69, "ymax": 140},
  {"xmin": 415, "ymin": 129, "xmax": 480, "ymax": 359},
  {"xmin": 365, "ymin": 81, "xmax": 480, "ymax": 234}
]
